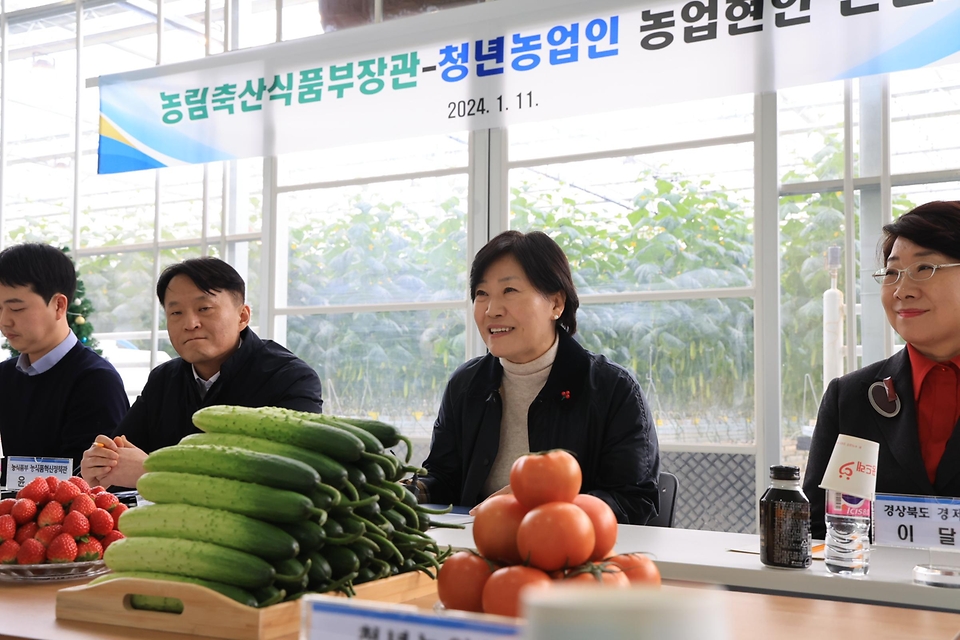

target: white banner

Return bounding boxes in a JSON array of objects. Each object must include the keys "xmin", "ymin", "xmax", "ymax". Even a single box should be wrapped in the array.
[{"xmin": 97, "ymin": 0, "xmax": 960, "ymax": 174}]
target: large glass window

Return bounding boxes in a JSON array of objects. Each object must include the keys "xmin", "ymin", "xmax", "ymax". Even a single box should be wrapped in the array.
[
  {"xmin": 276, "ymin": 133, "xmax": 469, "ymax": 435},
  {"xmin": 779, "ymin": 61, "xmax": 960, "ymax": 479},
  {"xmin": 508, "ymin": 99, "xmax": 756, "ymax": 446}
]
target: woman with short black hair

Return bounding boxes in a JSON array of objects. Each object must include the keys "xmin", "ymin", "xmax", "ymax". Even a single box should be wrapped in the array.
[
  {"xmin": 417, "ymin": 230, "xmax": 661, "ymax": 525},
  {"xmin": 804, "ymin": 200, "xmax": 960, "ymax": 538}
]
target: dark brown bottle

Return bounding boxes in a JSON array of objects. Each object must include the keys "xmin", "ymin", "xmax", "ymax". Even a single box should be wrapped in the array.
[{"xmin": 759, "ymin": 465, "xmax": 812, "ymax": 569}]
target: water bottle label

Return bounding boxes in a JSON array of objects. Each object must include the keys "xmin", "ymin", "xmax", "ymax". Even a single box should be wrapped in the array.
[{"xmin": 826, "ymin": 491, "xmax": 871, "ymax": 518}]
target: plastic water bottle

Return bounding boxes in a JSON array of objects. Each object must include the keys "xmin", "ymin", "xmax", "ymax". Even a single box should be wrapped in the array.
[{"xmin": 825, "ymin": 488, "xmax": 872, "ymax": 575}]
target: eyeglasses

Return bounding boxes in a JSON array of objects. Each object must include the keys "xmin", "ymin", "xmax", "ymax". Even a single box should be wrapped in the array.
[{"xmin": 872, "ymin": 262, "xmax": 960, "ymax": 286}]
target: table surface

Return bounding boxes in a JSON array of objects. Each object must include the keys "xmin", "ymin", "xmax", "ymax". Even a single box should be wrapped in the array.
[
  {"xmin": 3, "ymin": 575, "xmax": 960, "ymax": 640},
  {"xmin": 429, "ymin": 523, "xmax": 960, "ymax": 613}
]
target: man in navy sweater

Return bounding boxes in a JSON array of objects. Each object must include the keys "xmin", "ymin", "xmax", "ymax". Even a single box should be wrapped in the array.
[
  {"xmin": 80, "ymin": 257, "xmax": 322, "ymax": 488},
  {"xmin": 0, "ymin": 244, "xmax": 129, "ymax": 480}
]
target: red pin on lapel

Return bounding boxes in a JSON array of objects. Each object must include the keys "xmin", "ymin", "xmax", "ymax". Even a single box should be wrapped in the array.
[{"xmin": 868, "ymin": 376, "xmax": 900, "ymax": 418}]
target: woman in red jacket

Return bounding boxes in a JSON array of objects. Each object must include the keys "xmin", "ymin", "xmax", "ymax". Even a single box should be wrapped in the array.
[{"xmin": 804, "ymin": 201, "xmax": 960, "ymax": 538}]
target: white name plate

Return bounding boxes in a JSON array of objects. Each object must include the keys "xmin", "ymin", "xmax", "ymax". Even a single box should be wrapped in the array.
[
  {"xmin": 3, "ymin": 456, "xmax": 73, "ymax": 490},
  {"xmin": 875, "ymin": 493, "xmax": 960, "ymax": 551},
  {"xmin": 302, "ymin": 595, "xmax": 521, "ymax": 640}
]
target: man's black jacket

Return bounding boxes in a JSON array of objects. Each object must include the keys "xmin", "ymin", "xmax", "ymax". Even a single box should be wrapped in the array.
[
  {"xmin": 421, "ymin": 331, "xmax": 660, "ymax": 524},
  {"xmin": 114, "ymin": 327, "xmax": 322, "ymax": 452}
]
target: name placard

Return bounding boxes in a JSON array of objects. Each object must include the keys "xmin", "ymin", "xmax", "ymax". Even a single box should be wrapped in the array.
[
  {"xmin": 875, "ymin": 493, "xmax": 960, "ymax": 551},
  {"xmin": 302, "ymin": 595, "xmax": 520, "ymax": 640},
  {"xmin": 3, "ymin": 456, "xmax": 73, "ymax": 490}
]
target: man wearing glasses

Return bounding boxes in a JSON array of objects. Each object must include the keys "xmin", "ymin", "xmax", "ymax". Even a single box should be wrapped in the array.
[{"xmin": 804, "ymin": 200, "xmax": 960, "ymax": 539}]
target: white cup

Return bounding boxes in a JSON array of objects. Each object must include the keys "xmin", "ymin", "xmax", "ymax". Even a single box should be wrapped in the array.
[
  {"xmin": 523, "ymin": 585, "xmax": 728, "ymax": 640},
  {"xmin": 819, "ymin": 433, "xmax": 880, "ymax": 500}
]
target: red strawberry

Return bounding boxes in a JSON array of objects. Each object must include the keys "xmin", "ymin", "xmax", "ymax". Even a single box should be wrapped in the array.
[
  {"xmin": 110, "ymin": 503, "xmax": 128, "ymax": 529},
  {"xmin": 45, "ymin": 476, "xmax": 61, "ymax": 494},
  {"xmin": 46, "ymin": 533, "xmax": 77, "ymax": 563},
  {"xmin": 37, "ymin": 501, "xmax": 65, "ymax": 528},
  {"xmin": 53, "ymin": 481, "xmax": 81, "ymax": 506},
  {"xmin": 67, "ymin": 476, "xmax": 91, "ymax": 493},
  {"xmin": 99, "ymin": 530, "xmax": 124, "ymax": 551},
  {"xmin": 62, "ymin": 511, "xmax": 90, "ymax": 540},
  {"xmin": 0, "ymin": 539, "xmax": 19, "ymax": 564},
  {"xmin": 89, "ymin": 486, "xmax": 106, "ymax": 495},
  {"xmin": 94, "ymin": 492, "xmax": 120, "ymax": 512},
  {"xmin": 88, "ymin": 509, "xmax": 114, "ymax": 537},
  {"xmin": 15, "ymin": 522, "xmax": 39, "ymax": 544},
  {"xmin": 70, "ymin": 494, "xmax": 96, "ymax": 517},
  {"xmin": 0, "ymin": 515, "xmax": 15, "ymax": 542},
  {"xmin": 11, "ymin": 499, "xmax": 37, "ymax": 525},
  {"xmin": 0, "ymin": 499, "xmax": 15, "ymax": 516},
  {"xmin": 16, "ymin": 538, "xmax": 46, "ymax": 564},
  {"xmin": 76, "ymin": 538, "xmax": 103, "ymax": 561},
  {"xmin": 18, "ymin": 477, "xmax": 51, "ymax": 504},
  {"xmin": 35, "ymin": 524, "xmax": 64, "ymax": 547}
]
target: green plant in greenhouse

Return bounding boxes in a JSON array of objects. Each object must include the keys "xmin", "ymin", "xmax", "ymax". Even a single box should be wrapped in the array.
[
  {"xmin": 512, "ymin": 173, "xmax": 755, "ymax": 442},
  {"xmin": 3, "ymin": 135, "xmax": 923, "ymax": 445}
]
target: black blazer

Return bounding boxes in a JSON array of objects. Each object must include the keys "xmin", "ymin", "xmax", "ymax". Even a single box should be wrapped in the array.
[
  {"xmin": 115, "ymin": 327, "xmax": 322, "ymax": 454},
  {"xmin": 420, "ymin": 331, "xmax": 661, "ymax": 525},
  {"xmin": 803, "ymin": 349, "xmax": 960, "ymax": 539}
]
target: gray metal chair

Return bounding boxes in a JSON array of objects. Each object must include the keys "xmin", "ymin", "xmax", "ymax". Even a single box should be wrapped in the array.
[{"xmin": 646, "ymin": 471, "xmax": 679, "ymax": 527}]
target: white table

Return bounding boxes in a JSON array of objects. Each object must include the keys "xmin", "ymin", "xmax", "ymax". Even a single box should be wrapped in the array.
[{"xmin": 429, "ymin": 523, "xmax": 960, "ymax": 613}]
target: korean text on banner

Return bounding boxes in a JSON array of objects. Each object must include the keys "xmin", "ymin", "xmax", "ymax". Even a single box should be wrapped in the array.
[{"xmin": 97, "ymin": 0, "xmax": 960, "ymax": 174}]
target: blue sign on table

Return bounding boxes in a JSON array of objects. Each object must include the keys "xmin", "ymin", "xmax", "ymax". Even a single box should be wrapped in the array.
[{"xmin": 303, "ymin": 595, "xmax": 520, "ymax": 640}]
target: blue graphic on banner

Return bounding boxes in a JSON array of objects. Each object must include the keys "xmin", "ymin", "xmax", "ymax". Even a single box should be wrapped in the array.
[
  {"xmin": 837, "ymin": 7, "xmax": 960, "ymax": 80},
  {"xmin": 98, "ymin": 80, "xmax": 234, "ymax": 174},
  {"xmin": 97, "ymin": 136, "xmax": 166, "ymax": 173}
]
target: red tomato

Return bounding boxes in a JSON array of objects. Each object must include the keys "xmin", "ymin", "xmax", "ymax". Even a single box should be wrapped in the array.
[
  {"xmin": 607, "ymin": 553, "xmax": 661, "ymax": 586},
  {"xmin": 472, "ymin": 494, "xmax": 527, "ymax": 565},
  {"xmin": 510, "ymin": 450, "xmax": 582, "ymax": 509},
  {"xmin": 482, "ymin": 565, "xmax": 552, "ymax": 618},
  {"xmin": 516, "ymin": 501, "xmax": 595, "ymax": 571},
  {"xmin": 572, "ymin": 494, "xmax": 618, "ymax": 561},
  {"xmin": 437, "ymin": 551, "xmax": 496, "ymax": 613},
  {"xmin": 563, "ymin": 563, "xmax": 630, "ymax": 587}
]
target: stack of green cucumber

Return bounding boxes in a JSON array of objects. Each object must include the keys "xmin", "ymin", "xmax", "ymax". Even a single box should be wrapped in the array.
[{"xmin": 96, "ymin": 405, "xmax": 457, "ymax": 608}]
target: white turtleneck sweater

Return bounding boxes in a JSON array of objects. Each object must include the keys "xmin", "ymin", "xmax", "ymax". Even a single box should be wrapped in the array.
[{"xmin": 481, "ymin": 335, "xmax": 560, "ymax": 498}]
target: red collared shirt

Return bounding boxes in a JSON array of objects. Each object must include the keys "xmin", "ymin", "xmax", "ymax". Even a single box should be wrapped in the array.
[{"xmin": 907, "ymin": 344, "xmax": 960, "ymax": 484}]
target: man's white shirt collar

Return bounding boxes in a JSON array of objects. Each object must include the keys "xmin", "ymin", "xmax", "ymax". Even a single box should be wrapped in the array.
[
  {"xmin": 192, "ymin": 337, "xmax": 240, "ymax": 396},
  {"xmin": 16, "ymin": 331, "xmax": 78, "ymax": 376}
]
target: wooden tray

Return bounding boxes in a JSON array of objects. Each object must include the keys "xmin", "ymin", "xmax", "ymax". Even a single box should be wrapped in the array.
[{"xmin": 55, "ymin": 572, "xmax": 437, "ymax": 640}]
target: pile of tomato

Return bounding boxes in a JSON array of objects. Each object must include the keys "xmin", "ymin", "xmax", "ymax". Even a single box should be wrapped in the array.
[{"xmin": 436, "ymin": 450, "xmax": 660, "ymax": 618}]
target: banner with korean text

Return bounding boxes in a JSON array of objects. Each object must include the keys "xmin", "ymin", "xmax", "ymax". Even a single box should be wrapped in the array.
[{"xmin": 97, "ymin": 0, "xmax": 960, "ymax": 174}]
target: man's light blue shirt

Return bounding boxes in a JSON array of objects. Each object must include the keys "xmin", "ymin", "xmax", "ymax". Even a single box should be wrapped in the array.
[{"xmin": 16, "ymin": 331, "xmax": 78, "ymax": 376}]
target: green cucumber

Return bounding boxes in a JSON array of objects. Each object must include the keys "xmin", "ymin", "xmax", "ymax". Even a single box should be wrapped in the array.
[
  {"xmin": 89, "ymin": 571, "xmax": 257, "ymax": 607},
  {"xmin": 278, "ymin": 520, "xmax": 326, "ymax": 554},
  {"xmin": 137, "ymin": 471, "xmax": 323, "ymax": 524},
  {"xmin": 327, "ymin": 416, "xmax": 407, "ymax": 450},
  {"xmin": 192, "ymin": 405, "xmax": 365, "ymax": 461},
  {"xmin": 179, "ymin": 432, "xmax": 349, "ymax": 489},
  {"xmin": 144, "ymin": 444, "xmax": 320, "ymax": 494},
  {"xmin": 355, "ymin": 459, "xmax": 386, "ymax": 485},
  {"xmin": 306, "ymin": 551, "xmax": 332, "ymax": 585},
  {"xmin": 314, "ymin": 416, "xmax": 385, "ymax": 454},
  {"xmin": 273, "ymin": 557, "xmax": 310, "ymax": 590},
  {"xmin": 103, "ymin": 537, "xmax": 275, "ymax": 589},
  {"xmin": 323, "ymin": 545, "xmax": 360, "ymax": 578},
  {"xmin": 118, "ymin": 503, "xmax": 299, "ymax": 561},
  {"xmin": 130, "ymin": 595, "xmax": 184, "ymax": 613}
]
